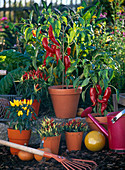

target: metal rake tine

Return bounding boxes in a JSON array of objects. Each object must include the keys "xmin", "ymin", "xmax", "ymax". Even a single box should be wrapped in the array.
[
  {"xmin": 62, "ymin": 161, "xmax": 76, "ymax": 170},
  {"xmin": 64, "ymin": 159, "xmax": 86, "ymax": 170},
  {"xmin": 73, "ymin": 158, "xmax": 97, "ymax": 167},
  {"xmin": 72, "ymin": 160, "xmax": 92, "ymax": 170}
]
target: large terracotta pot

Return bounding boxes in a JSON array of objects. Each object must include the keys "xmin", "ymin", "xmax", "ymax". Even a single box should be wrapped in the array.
[
  {"xmin": 65, "ymin": 131, "xmax": 83, "ymax": 151},
  {"xmin": 48, "ymin": 85, "xmax": 82, "ymax": 118},
  {"xmin": 42, "ymin": 135, "xmax": 61, "ymax": 155},
  {"xmin": 85, "ymin": 113, "xmax": 107, "ymax": 132},
  {"xmin": 7, "ymin": 128, "xmax": 31, "ymax": 155}
]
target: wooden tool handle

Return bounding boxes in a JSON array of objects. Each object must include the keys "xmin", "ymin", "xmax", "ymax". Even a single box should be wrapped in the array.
[{"xmin": 0, "ymin": 140, "xmax": 44, "ymax": 156}]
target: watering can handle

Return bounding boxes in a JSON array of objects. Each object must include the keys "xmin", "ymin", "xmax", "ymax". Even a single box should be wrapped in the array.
[
  {"xmin": 88, "ymin": 114, "xmax": 108, "ymax": 137},
  {"xmin": 111, "ymin": 109, "xmax": 125, "ymax": 123}
]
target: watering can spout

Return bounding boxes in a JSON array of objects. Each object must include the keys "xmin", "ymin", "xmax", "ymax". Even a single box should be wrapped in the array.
[{"xmin": 88, "ymin": 114, "xmax": 108, "ymax": 137}]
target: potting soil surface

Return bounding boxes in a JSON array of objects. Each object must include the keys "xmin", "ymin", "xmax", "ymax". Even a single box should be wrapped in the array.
[{"xmin": 0, "ymin": 140, "xmax": 125, "ymax": 170}]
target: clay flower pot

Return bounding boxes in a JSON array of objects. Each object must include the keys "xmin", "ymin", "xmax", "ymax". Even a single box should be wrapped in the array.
[
  {"xmin": 48, "ymin": 85, "xmax": 82, "ymax": 118},
  {"xmin": 42, "ymin": 135, "xmax": 61, "ymax": 155},
  {"xmin": 85, "ymin": 113, "xmax": 107, "ymax": 132},
  {"xmin": 7, "ymin": 129, "xmax": 31, "ymax": 155},
  {"xmin": 65, "ymin": 131, "xmax": 84, "ymax": 151}
]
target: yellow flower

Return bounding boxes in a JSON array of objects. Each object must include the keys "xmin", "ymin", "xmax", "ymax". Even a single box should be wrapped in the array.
[
  {"xmin": 23, "ymin": 99, "xmax": 27, "ymax": 104},
  {"xmin": 27, "ymin": 109, "xmax": 30, "ymax": 116},
  {"xmin": 22, "ymin": 107, "xmax": 27, "ymax": 110},
  {"xmin": 98, "ymin": 24, "xmax": 102, "ymax": 28},
  {"xmin": 18, "ymin": 110, "xmax": 23, "ymax": 116},
  {"xmin": 115, "ymin": 17, "xmax": 119, "ymax": 20},
  {"xmin": 108, "ymin": 0, "xmax": 114, "ymax": 2},
  {"xmin": 114, "ymin": 26, "xmax": 117, "ymax": 29},
  {"xmin": 27, "ymin": 99, "xmax": 32, "ymax": 105},
  {"xmin": 10, "ymin": 101, "xmax": 15, "ymax": 107},
  {"xmin": 105, "ymin": 44, "xmax": 108, "ymax": 46},
  {"xmin": 77, "ymin": 6, "xmax": 84, "ymax": 12},
  {"xmin": 14, "ymin": 99, "xmax": 20, "ymax": 107},
  {"xmin": 92, "ymin": 15, "xmax": 97, "ymax": 19}
]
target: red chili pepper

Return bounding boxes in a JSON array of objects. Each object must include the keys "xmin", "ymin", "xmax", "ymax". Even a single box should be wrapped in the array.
[
  {"xmin": 55, "ymin": 48, "xmax": 61, "ymax": 64},
  {"xmin": 90, "ymin": 87, "xmax": 97, "ymax": 106},
  {"xmin": 81, "ymin": 106, "xmax": 93, "ymax": 118},
  {"xmin": 49, "ymin": 25, "xmax": 60, "ymax": 46},
  {"xmin": 95, "ymin": 84, "xmax": 102, "ymax": 95},
  {"xmin": 42, "ymin": 37, "xmax": 55, "ymax": 53},
  {"xmin": 67, "ymin": 47, "xmax": 71, "ymax": 56},
  {"xmin": 64, "ymin": 56, "xmax": 71, "ymax": 73},
  {"xmin": 97, "ymin": 87, "xmax": 111, "ymax": 103},
  {"xmin": 101, "ymin": 102, "xmax": 108, "ymax": 114}
]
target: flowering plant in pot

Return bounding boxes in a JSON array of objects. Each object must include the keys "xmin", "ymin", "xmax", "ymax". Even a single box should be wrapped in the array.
[
  {"xmin": 64, "ymin": 119, "xmax": 87, "ymax": 151},
  {"xmin": 16, "ymin": 68, "xmax": 49, "ymax": 117},
  {"xmin": 5, "ymin": 99, "xmax": 36, "ymax": 155},
  {"xmin": 37, "ymin": 117, "xmax": 63, "ymax": 154}
]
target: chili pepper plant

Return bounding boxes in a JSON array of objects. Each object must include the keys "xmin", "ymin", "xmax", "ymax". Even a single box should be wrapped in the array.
[
  {"xmin": 16, "ymin": 68, "xmax": 49, "ymax": 101},
  {"xmin": 37, "ymin": 116, "xmax": 64, "ymax": 139},
  {"xmin": 5, "ymin": 99, "xmax": 36, "ymax": 132},
  {"xmin": 64, "ymin": 119, "xmax": 87, "ymax": 132}
]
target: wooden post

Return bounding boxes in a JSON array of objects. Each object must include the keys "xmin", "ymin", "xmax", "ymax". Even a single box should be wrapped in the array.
[{"xmin": 112, "ymin": 93, "xmax": 125, "ymax": 112}]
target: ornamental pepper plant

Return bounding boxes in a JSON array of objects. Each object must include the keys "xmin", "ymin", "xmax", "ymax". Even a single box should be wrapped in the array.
[
  {"xmin": 37, "ymin": 117, "xmax": 64, "ymax": 139},
  {"xmin": 64, "ymin": 119, "xmax": 87, "ymax": 132},
  {"xmin": 5, "ymin": 99, "xmax": 36, "ymax": 132},
  {"xmin": 16, "ymin": 68, "xmax": 49, "ymax": 101}
]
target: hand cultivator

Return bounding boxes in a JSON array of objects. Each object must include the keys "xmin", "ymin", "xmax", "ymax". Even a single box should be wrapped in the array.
[{"xmin": 0, "ymin": 139, "xmax": 97, "ymax": 170}]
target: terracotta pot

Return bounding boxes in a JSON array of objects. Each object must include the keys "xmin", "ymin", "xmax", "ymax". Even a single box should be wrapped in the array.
[
  {"xmin": 31, "ymin": 99, "xmax": 41, "ymax": 120},
  {"xmin": 7, "ymin": 129, "xmax": 31, "ymax": 155},
  {"xmin": 85, "ymin": 113, "xmax": 107, "ymax": 132},
  {"xmin": 42, "ymin": 135, "xmax": 61, "ymax": 155},
  {"xmin": 48, "ymin": 85, "xmax": 82, "ymax": 118},
  {"xmin": 65, "ymin": 131, "xmax": 83, "ymax": 151}
]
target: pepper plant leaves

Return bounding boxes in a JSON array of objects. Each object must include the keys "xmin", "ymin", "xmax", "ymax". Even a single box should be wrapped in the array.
[{"xmin": 81, "ymin": 78, "xmax": 90, "ymax": 87}]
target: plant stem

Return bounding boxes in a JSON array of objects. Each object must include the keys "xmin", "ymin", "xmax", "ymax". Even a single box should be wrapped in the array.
[{"xmin": 62, "ymin": 26, "xmax": 65, "ymax": 89}]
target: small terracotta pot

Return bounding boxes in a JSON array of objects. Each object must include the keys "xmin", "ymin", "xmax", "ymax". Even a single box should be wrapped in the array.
[
  {"xmin": 8, "ymin": 129, "xmax": 31, "ymax": 155},
  {"xmin": 42, "ymin": 135, "xmax": 61, "ymax": 155},
  {"xmin": 85, "ymin": 113, "xmax": 107, "ymax": 132},
  {"xmin": 65, "ymin": 131, "xmax": 84, "ymax": 151},
  {"xmin": 48, "ymin": 85, "xmax": 82, "ymax": 118}
]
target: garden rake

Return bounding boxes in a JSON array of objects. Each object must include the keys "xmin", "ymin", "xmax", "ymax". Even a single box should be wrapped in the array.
[{"xmin": 0, "ymin": 139, "xmax": 97, "ymax": 170}]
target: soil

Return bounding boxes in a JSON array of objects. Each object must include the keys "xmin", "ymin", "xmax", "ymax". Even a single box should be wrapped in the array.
[{"xmin": 0, "ymin": 140, "xmax": 125, "ymax": 170}]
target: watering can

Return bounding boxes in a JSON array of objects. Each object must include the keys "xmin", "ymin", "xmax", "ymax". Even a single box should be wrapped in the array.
[{"xmin": 88, "ymin": 109, "xmax": 125, "ymax": 153}]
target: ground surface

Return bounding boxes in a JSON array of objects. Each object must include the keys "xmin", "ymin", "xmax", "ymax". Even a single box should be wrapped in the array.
[{"xmin": 0, "ymin": 140, "xmax": 125, "ymax": 170}]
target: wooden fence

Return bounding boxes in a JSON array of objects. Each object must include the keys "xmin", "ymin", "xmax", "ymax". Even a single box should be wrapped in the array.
[{"xmin": 0, "ymin": 0, "xmax": 93, "ymax": 22}]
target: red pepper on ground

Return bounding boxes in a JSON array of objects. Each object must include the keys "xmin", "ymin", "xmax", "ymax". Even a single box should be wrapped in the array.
[
  {"xmin": 42, "ymin": 37, "xmax": 55, "ymax": 53},
  {"xmin": 90, "ymin": 87, "xmax": 97, "ymax": 106},
  {"xmin": 81, "ymin": 107, "xmax": 93, "ymax": 118},
  {"xmin": 49, "ymin": 25, "xmax": 60, "ymax": 46},
  {"xmin": 97, "ymin": 87, "xmax": 111, "ymax": 103}
]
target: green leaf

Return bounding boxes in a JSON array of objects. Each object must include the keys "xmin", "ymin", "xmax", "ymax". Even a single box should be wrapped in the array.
[
  {"xmin": 61, "ymin": 16, "xmax": 67, "ymax": 25},
  {"xmin": 82, "ymin": 91, "xmax": 86, "ymax": 102},
  {"xmin": 29, "ymin": 10, "xmax": 34, "ymax": 22},
  {"xmin": 81, "ymin": 1, "xmax": 87, "ymax": 8},
  {"xmin": 36, "ymin": 27, "xmax": 41, "ymax": 39},
  {"xmin": 25, "ymin": 27, "xmax": 33, "ymax": 42},
  {"xmin": 78, "ymin": 17, "xmax": 85, "ymax": 27},
  {"xmin": 81, "ymin": 78, "xmax": 90, "ymax": 87},
  {"xmin": 53, "ymin": 20, "xmax": 61, "ymax": 37},
  {"xmin": 73, "ymin": 77, "xmax": 80, "ymax": 88},
  {"xmin": 42, "ymin": 0, "xmax": 47, "ymax": 9},
  {"xmin": 33, "ymin": 3, "xmax": 40, "ymax": 16},
  {"xmin": 0, "ymin": 56, "xmax": 6, "ymax": 62}
]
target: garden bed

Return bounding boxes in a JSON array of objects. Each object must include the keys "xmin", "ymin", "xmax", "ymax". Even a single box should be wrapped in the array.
[{"xmin": 0, "ymin": 140, "xmax": 125, "ymax": 170}]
